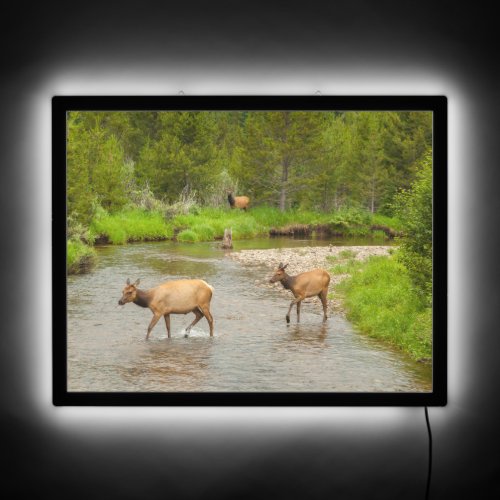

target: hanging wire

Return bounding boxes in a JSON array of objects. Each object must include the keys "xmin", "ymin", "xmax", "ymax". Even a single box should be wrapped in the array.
[{"xmin": 425, "ymin": 406, "xmax": 433, "ymax": 500}]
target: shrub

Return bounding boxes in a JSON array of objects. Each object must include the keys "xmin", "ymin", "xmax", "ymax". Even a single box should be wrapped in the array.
[
  {"xmin": 67, "ymin": 216, "xmax": 95, "ymax": 245},
  {"xmin": 201, "ymin": 169, "xmax": 240, "ymax": 207},
  {"xmin": 67, "ymin": 239, "xmax": 97, "ymax": 274},
  {"xmin": 393, "ymin": 151, "xmax": 433, "ymax": 304},
  {"xmin": 163, "ymin": 187, "xmax": 200, "ymax": 219}
]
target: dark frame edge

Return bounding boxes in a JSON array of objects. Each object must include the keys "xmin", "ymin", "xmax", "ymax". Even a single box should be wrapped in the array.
[
  {"xmin": 53, "ymin": 95, "xmax": 448, "ymax": 407},
  {"xmin": 52, "ymin": 96, "xmax": 69, "ymax": 406},
  {"xmin": 431, "ymin": 95, "xmax": 448, "ymax": 408}
]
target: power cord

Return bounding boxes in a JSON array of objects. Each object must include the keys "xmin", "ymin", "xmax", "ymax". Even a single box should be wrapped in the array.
[{"xmin": 424, "ymin": 406, "xmax": 433, "ymax": 500}]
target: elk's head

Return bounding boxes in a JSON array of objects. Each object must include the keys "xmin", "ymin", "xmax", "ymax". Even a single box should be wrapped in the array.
[
  {"xmin": 269, "ymin": 263, "xmax": 288, "ymax": 283},
  {"xmin": 118, "ymin": 278, "xmax": 140, "ymax": 305}
]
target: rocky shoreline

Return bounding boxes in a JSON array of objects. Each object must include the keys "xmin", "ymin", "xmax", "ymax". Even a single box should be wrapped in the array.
[{"xmin": 227, "ymin": 245, "xmax": 393, "ymax": 315}]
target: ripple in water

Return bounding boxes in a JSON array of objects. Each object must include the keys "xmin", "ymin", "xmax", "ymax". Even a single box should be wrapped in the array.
[{"xmin": 67, "ymin": 239, "xmax": 431, "ymax": 393}]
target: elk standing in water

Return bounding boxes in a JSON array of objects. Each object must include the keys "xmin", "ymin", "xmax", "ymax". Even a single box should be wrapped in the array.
[
  {"xmin": 269, "ymin": 263, "xmax": 330, "ymax": 323},
  {"xmin": 118, "ymin": 278, "xmax": 214, "ymax": 338},
  {"xmin": 227, "ymin": 192, "xmax": 250, "ymax": 211}
]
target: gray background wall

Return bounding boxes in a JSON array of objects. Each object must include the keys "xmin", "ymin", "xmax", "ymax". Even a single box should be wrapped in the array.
[{"xmin": 2, "ymin": 1, "xmax": 498, "ymax": 498}]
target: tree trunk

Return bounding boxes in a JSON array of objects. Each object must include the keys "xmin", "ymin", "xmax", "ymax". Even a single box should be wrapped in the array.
[
  {"xmin": 279, "ymin": 159, "xmax": 289, "ymax": 212},
  {"xmin": 221, "ymin": 228, "xmax": 233, "ymax": 249}
]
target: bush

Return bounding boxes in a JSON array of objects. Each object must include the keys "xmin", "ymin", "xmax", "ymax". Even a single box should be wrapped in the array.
[
  {"xmin": 67, "ymin": 239, "xmax": 97, "ymax": 274},
  {"xmin": 393, "ymin": 151, "xmax": 433, "ymax": 304},
  {"xmin": 163, "ymin": 187, "xmax": 200, "ymax": 219},
  {"xmin": 201, "ymin": 169, "xmax": 240, "ymax": 207},
  {"xmin": 67, "ymin": 216, "xmax": 95, "ymax": 245},
  {"xmin": 129, "ymin": 181, "xmax": 169, "ymax": 212}
]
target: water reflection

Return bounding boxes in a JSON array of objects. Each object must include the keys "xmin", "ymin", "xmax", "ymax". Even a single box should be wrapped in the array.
[
  {"xmin": 121, "ymin": 338, "xmax": 215, "ymax": 391},
  {"xmin": 285, "ymin": 322, "xmax": 329, "ymax": 344}
]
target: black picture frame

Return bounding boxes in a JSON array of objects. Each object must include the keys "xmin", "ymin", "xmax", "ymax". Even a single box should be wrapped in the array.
[{"xmin": 53, "ymin": 95, "xmax": 447, "ymax": 406}]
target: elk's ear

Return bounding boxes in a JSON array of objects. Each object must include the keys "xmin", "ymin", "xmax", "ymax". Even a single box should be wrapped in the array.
[
  {"xmin": 133, "ymin": 278, "xmax": 141, "ymax": 287},
  {"xmin": 126, "ymin": 278, "xmax": 131, "ymax": 285},
  {"xmin": 278, "ymin": 262, "xmax": 284, "ymax": 269},
  {"xmin": 282, "ymin": 263, "xmax": 289, "ymax": 269}
]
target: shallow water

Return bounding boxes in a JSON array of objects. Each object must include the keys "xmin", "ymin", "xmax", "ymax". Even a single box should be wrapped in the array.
[{"xmin": 67, "ymin": 237, "xmax": 431, "ymax": 393}]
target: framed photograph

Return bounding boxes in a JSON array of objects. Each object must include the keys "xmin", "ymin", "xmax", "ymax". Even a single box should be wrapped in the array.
[{"xmin": 53, "ymin": 95, "xmax": 447, "ymax": 406}]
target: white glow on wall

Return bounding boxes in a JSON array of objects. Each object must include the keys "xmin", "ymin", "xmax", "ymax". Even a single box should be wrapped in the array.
[{"xmin": 30, "ymin": 66, "xmax": 468, "ymax": 432}]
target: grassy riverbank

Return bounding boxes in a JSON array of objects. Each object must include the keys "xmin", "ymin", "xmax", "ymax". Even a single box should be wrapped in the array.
[
  {"xmin": 89, "ymin": 209, "xmax": 173, "ymax": 244},
  {"xmin": 88, "ymin": 206, "xmax": 402, "ymax": 243},
  {"xmin": 330, "ymin": 252, "xmax": 432, "ymax": 362},
  {"xmin": 67, "ymin": 239, "xmax": 97, "ymax": 274},
  {"xmin": 68, "ymin": 206, "xmax": 403, "ymax": 274}
]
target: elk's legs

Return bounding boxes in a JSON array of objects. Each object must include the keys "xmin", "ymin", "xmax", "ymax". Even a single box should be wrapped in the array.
[
  {"xmin": 185, "ymin": 309, "xmax": 203, "ymax": 334},
  {"xmin": 146, "ymin": 313, "xmax": 162, "ymax": 339},
  {"xmin": 286, "ymin": 297, "xmax": 303, "ymax": 324},
  {"xmin": 200, "ymin": 306, "xmax": 214, "ymax": 336},
  {"xmin": 319, "ymin": 290, "xmax": 328, "ymax": 322},
  {"xmin": 164, "ymin": 314, "xmax": 171, "ymax": 338},
  {"xmin": 285, "ymin": 292, "xmax": 328, "ymax": 324}
]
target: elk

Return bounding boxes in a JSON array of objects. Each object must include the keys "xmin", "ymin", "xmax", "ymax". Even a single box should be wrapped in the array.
[
  {"xmin": 118, "ymin": 278, "xmax": 214, "ymax": 338},
  {"xmin": 269, "ymin": 263, "xmax": 330, "ymax": 324},
  {"xmin": 227, "ymin": 191, "xmax": 250, "ymax": 211}
]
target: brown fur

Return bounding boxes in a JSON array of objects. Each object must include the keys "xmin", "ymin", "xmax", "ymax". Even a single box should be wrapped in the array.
[
  {"xmin": 118, "ymin": 278, "xmax": 214, "ymax": 338},
  {"xmin": 269, "ymin": 263, "xmax": 330, "ymax": 323},
  {"xmin": 228, "ymin": 192, "xmax": 250, "ymax": 211}
]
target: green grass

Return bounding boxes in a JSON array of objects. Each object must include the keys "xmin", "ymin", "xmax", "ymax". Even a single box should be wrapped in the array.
[
  {"xmin": 67, "ymin": 239, "xmax": 97, "ymax": 274},
  {"xmin": 86, "ymin": 205, "xmax": 401, "ymax": 245},
  {"xmin": 339, "ymin": 249, "xmax": 358, "ymax": 259},
  {"xmin": 170, "ymin": 207, "xmax": 268, "ymax": 241},
  {"xmin": 371, "ymin": 213, "xmax": 404, "ymax": 232},
  {"xmin": 168, "ymin": 206, "xmax": 401, "ymax": 242},
  {"xmin": 88, "ymin": 205, "xmax": 393, "ymax": 245},
  {"xmin": 332, "ymin": 253, "xmax": 432, "ymax": 362},
  {"xmin": 176, "ymin": 229, "xmax": 198, "ymax": 242},
  {"xmin": 90, "ymin": 208, "xmax": 172, "ymax": 244}
]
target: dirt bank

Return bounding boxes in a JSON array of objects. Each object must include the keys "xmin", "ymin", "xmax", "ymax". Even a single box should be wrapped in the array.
[{"xmin": 227, "ymin": 245, "xmax": 393, "ymax": 315}]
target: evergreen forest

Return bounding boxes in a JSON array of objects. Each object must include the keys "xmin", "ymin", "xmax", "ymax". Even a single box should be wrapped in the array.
[{"xmin": 67, "ymin": 110, "xmax": 432, "ymax": 225}]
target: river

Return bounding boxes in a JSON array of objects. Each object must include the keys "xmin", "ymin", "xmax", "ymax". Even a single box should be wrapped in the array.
[{"xmin": 67, "ymin": 237, "xmax": 431, "ymax": 393}]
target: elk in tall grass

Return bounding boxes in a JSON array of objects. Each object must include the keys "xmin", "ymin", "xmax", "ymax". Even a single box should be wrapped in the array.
[
  {"xmin": 269, "ymin": 263, "xmax": 330, "ymax": 323},
  {"xmin": 227, "ymin": 191, "xmax": 250, "ymax": 211},
  {"xmin": 118, "ymin": 278, "xmax": 214, "ymax": 338}
]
